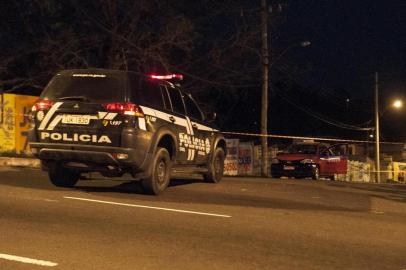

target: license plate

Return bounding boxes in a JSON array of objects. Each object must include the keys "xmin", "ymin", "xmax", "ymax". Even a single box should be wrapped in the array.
[
  {"xmin": 62, "ymin": 114, "xmax": 90, "ymax": 125},
  {"xmin": 283, "ymin": 166, "xmax": 295, "ymax": 170}
]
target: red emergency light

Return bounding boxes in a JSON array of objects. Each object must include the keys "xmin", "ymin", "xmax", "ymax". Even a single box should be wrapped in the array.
[
  {"xmin": 149, "ymin": 74, "xmax": 183, "ymax": 81},
  {"xmin": 32, "ymin": 99, "xmax": 54, "ymax": 111}
]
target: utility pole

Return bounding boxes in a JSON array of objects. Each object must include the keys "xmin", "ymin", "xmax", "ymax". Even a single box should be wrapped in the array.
[
  {"xmin": 374, "ymin": 72, "xmax": 380, "ymax": 183},
  {"xmin": 260, "ymin": 0, "xmax": 269, "ymax": 177}
]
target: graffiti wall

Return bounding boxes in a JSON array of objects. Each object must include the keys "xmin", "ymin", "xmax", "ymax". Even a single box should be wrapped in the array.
[
  {"xmin": 0, "ymin": 94, "xmax": 16, "ymax": 151},
  {"xmin": 0, "ymin": 93, "xmax": 38, "ymax": 153},
  {"xmin": 224, "ymin": 139, "xmax": 239, "ymax": 176},
  {"xmin": 238, "ymin": 142, "xmax": 253, "ymax": 175}
]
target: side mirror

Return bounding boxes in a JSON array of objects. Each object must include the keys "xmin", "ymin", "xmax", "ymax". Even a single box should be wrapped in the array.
[{"xmin": 206, "ymin": 112, "xmax": 217, "ymax": 122}]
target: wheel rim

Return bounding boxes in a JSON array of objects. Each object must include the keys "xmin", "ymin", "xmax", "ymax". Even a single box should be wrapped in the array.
[{"xmin": 156, "ymin": 159, "xmax": 166, "ymax": 185}]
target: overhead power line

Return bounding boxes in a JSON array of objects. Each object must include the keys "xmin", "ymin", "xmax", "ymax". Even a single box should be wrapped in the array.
[{"xmin": 275, "ymin": 89, "xmax": 373, "ymax": 131}]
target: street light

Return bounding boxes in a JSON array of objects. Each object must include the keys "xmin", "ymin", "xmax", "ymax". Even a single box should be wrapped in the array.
[
  {"xmin": 269, "ymin": 41, "xmax": 311, "ymax": 69},
  {"xmin": 393, "ymin": 99, "xmax": 403, "ymax": 109},
  {"xmin": 374, "ymin": 72, "xmax": 403, "ymax": 183},
  {"xmin": 260, "ymin": 37, "xmax": 311, "ymax": 177}
]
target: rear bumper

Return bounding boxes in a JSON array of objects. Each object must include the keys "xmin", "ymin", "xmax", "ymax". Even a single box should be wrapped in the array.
[
  {"xmin": 29, "ymin": 142, "xmax": 151, "ymax": 174},
  {"xmin": 271, "ymin": 163, "xmax": 317, "ymax": 178}
]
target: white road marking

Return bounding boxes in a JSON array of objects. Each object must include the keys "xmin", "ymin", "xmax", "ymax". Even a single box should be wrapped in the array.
[
  {"xmin": 0, "ymin": 253, "xmax": 58, "ymax": 267},
  {"xmin": 64, "ymin": 196, "xmax": 232, "ymax": 218}
]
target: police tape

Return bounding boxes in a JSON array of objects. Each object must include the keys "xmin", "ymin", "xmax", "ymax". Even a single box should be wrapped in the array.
[
  {"xmin": 222, "ymin": 131, "xmax": 404, "ymax": 145},
  {"xmin": 1, "ymin": 111, "xmax": 404, "ymax": 146}
]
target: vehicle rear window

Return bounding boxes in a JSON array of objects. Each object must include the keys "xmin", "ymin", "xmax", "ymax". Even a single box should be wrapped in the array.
[
  {"xmin": 134, "ymin": 81, "xmax": 165, "ymax": 109},
  {"xmin": 41, "ymin": 74, "xmax": 125, "ymax": 103}
]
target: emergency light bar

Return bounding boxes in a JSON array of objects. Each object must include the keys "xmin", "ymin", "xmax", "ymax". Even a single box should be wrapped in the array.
[{"xmin": 149, "ymin": 74, "xmax": 183, "ymax": 80}]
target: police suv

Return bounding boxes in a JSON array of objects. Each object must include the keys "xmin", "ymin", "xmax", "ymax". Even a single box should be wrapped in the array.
[{"xmin": 28, "ymin": 69, "xmax": 226, "ymax": 195}]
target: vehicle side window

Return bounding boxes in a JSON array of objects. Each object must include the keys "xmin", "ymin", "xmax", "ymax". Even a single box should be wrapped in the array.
[
  {"xmin": 161, "ymin": 86, "xmax": 172, "ymax": 111},
  {"xmin": 184, "ymin": 94, "xmax": 203, "ymax": 121},
  {"xmin": 138, "ymin": 81, "xmax": 165, "ymax": 109},
  {"xmin": 319, "ymin": 146, "xmax": 329, "ymax": 156},
  {"xmin": 167, "ymin": 87, "xmax": 185, "ymax": 115}
]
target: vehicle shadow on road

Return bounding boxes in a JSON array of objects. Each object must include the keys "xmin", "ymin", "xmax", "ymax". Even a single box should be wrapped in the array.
[{"xmin": 74, "ymin": 178, "xmax": 200, "ymax": 195}]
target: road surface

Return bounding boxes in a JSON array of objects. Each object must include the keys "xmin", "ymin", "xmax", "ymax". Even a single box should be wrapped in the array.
[{"xmin": 0, "ymin": 167, "xmax": 405, "ymax": 269}]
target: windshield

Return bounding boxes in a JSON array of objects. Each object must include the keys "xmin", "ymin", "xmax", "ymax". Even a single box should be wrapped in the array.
[
  {"xmin": 285, "ymin": 144, "xmax": 317, "ymax": 154},
  {"xmin": 40, "ymin": 74, "xmax": 126, "ymax": 103}
]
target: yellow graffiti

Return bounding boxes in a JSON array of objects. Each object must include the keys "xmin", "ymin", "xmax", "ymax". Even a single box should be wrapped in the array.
[{"xmin": 0, "ymin": 93, "xmax": 38, "ymax": 153}]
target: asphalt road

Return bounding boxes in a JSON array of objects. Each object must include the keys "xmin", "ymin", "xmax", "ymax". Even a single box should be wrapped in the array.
[{"xmin": 0, "ymin": 167, "xmax": 405, "ymax": 270}]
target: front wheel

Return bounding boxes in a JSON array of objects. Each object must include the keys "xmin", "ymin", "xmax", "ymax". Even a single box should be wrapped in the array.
[
  {"xmin": 142, "ymin": 147, "xmax": 172, "ymax": 195},
  {"xmin": 204, "ymin": 148, "xmax": 225, "ymax": 183},
  {"xmin": 48, "ymin": 164, "xmax": 80, "ymax": 188}
]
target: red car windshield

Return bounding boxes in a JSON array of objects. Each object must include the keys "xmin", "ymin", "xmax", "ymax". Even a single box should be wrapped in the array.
[{"xmin": 286, "ymin": 144, "xmax": 317, "ymax": 154}]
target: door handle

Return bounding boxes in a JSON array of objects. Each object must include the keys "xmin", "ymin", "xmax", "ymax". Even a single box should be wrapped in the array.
[{"xmin": 169, "ymin": 116, "xmax": 175, "ymax": 122}]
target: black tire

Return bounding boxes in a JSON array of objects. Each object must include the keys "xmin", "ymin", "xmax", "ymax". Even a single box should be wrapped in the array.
[
  {"xmin": 142, "ymin": 147, "xmax": 172, "ymax": 195},
  {"xmin": 203, "ymin": 147, "xmax": 225, "ymax": 183},
  {"xmin": 48, "ymin": 164, "xmax": 80, "ymax": 188},
  {"xmin": 311, "ymin": 167, "xmax": 320, "ymax": 180},
  {"xmin": 329, "ymin": 174, "xmax": 336, "ymax": 181},
  {"xmin": 271, "ymin": 174, "xmax": 281, "ymax": 179}
]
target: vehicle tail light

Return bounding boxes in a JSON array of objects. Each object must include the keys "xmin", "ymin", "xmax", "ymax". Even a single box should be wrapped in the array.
[
  {"xmin": 31, "ymin": 99, "xmax": 54, "ymax": 112},
  {"xmin": 103, "ymin": 102, "xmax": 144, "ymax": 117},
  {"xmin": 149, "ymin": 74, "xmax": 183, "ymax": 80}
]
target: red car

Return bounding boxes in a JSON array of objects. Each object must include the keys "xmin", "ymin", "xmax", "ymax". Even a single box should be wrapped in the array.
[{"xmin": 271, "ymin": 142, "xmax": 348, "ymax": 180}]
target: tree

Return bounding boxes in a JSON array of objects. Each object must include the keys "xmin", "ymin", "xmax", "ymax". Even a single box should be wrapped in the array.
[{"xmin": 0, "ymin": 1, "xmax": 273, "ymax": 131}]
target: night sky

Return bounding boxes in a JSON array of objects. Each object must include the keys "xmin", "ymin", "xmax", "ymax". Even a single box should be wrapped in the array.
[
  {"xmin": 280, "ymin": 0, "xmax": 405, "ymax": 100},
  {"xmin": 1, "ymin": 1, "xmax": 405, "ymax": 141},
  {"xmin": 267, "ymin": 0, "xmax": 406, "ymax": 141}
]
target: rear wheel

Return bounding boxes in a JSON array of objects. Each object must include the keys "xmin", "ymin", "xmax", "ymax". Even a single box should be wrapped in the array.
[
  {"xmin": 204, "ymin": 148, "xmax": 225, "ymax": 183},
  {"xmin": 48, "ymin": 164, "xmax": 80, "ymax": 187},
  {"xmin": 142, "ymin": 147, "xmax": 172, "ymax": 195}
]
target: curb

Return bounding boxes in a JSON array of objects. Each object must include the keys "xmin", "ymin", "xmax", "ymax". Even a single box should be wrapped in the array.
[{"xmin": 0, "ymin": 157, "xmax": 40, "ymax": 168}]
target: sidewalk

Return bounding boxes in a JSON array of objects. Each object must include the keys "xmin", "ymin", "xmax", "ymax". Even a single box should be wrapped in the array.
[{"xmin": 0, "ymin": 157, "xmax": 40, "ymax": 168}]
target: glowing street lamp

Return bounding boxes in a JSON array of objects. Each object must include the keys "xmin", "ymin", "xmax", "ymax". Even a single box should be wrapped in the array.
[
  {"xmin": 393, "ymin": 99, "xmax": 403, "ymax": 109},
  {"xmin": 374, "ymin": 72, "xmax": 403, "ymax": 183}
]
